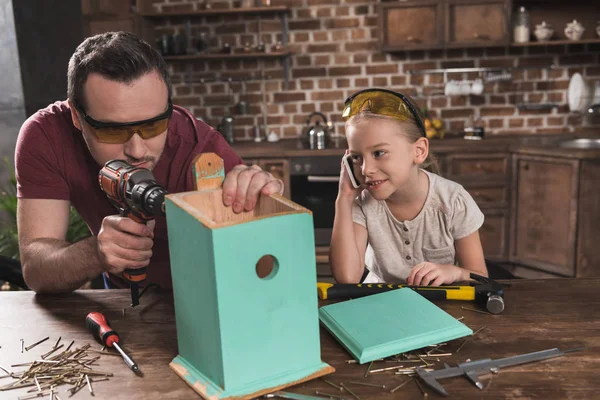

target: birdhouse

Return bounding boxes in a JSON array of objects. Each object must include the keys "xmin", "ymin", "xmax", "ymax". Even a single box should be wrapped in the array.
[{"xmin": 165, "ymin": 153, "xmax": 334, "ymax": 399}]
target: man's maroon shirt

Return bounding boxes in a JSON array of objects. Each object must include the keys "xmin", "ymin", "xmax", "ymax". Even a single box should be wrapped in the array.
[{"xmin": 15, "ymin": 101, "xmax": 243, "ymax": 288}]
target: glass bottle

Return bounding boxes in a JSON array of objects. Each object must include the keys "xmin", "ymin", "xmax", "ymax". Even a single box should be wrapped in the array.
[{"xmin": 513, "ymin": 6, "xmax": 530, "ymax": 43}]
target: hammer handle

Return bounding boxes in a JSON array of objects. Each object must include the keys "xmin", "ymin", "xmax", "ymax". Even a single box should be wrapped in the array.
[{"xmin": 317, "ymin": 282, "xmax": 476, "ymax": 301}]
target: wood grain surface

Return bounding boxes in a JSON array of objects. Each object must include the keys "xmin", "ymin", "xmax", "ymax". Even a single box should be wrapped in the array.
[{"xmin": 0, "ymin": 278, "xmax": 598, "ymax": 399}]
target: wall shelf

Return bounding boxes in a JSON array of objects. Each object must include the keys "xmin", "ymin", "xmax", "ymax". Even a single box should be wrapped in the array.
[
  {"xmin": 135, "ymin": 4, "xmax": 291, "ymax": 89},
  {"xmin": 163, "ymin": 50, "xmax": 293, "ymax": 61},
  {"xmin": 138, "ymin": 6, "xmax": 290, "ymax": 18},
  {"xmin": 511, "ymin": 38, "xmax": 600, "ymax": 47}
]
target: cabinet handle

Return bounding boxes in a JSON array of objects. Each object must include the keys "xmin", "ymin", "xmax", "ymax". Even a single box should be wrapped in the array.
[
  {"xmin": 473, "ymin": 192, "xmax": 494, "ymax": 202},
  {"xmin": 473, "ymin": 33, "xmax": 490, "ymax": 40},
  {"xmin": 406, "ymin": 36, "xmax": 421, "ymax": 43},
  {"xmin": 522, "ymin": 163, "xmax": 529, "ymax": 171},
  {"xmin": 475, "ymin": 162, "xmax": 489, "ymax": 172}
]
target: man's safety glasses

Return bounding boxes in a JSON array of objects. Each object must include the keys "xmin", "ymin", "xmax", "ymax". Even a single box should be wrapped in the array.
[
  {"xmin": 76, "ymin": 101, "xmax": 173, "ymax": 144},
  {"xmin": 342, "ymin": 89, "xmax": 426, "ymax": 137}
]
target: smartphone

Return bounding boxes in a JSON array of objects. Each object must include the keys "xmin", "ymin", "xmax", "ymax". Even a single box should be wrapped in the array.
[{"xmin": 342, "ymin": 155, "xmax": 361, "ymax": 189}]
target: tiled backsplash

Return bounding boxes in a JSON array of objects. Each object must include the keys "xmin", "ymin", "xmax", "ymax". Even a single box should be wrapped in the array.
[{"xmin": 146, "ymin": 0, "xmax": 600, "ymax": 140}]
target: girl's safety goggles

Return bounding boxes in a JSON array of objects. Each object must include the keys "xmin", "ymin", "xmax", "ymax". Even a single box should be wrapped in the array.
[
  {"xmin": 76, "ymin": 100, "xmax": 173, "ymax": 144},
  {"xmin": 342, "ymin": 89, "xmax": 426, "ymax": 137}
]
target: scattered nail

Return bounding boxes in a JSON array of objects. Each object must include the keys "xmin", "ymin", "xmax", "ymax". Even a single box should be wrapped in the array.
[
  {"xmin": 340, "ymin": 382, "xmax": 361, "ymax": 400},
  {"xmin": 390, "ymin": 379, "xmax": 411, "ymax": 393},
  {"xmin": 414, "ymin": 378, "xmax": 428, "ymax": 397},
  {"xmin": 25, "ymin": 337, "xmax": 50, "ymax": 351},
  {"xmin": 320, "ymin": 377, "xmax": 343, "ymax": 391},
  {"xmin": 348, "ymin": 381, "xmax": 386, "ymax": 389},
  {"xmin": 364, "ymin": 361, "xmax": 373, "ymax": 378},
  {"xmin": 461, "ymin": 306, "xmax": 493, "ymax": 315}
]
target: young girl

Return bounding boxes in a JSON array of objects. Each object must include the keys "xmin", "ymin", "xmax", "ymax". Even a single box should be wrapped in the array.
[{"xmin": 329, "ymin": 88, "xmax": 488, "ymax": 286}]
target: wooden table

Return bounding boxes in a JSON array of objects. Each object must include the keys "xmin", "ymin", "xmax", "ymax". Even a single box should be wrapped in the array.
[{"xmin": 1, "ymin": 278, "xmax": 598, "ymax": 399}]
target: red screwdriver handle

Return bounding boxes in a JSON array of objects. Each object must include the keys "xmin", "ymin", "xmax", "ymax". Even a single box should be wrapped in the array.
[{"xmin": 85, "ymin": 312, "xmax": 120, "ymax": 347}]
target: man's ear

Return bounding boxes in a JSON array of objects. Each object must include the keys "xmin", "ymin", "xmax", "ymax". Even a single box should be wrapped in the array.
[
  {"xmin": 68, "ymin": 100, "xmax": 83, "ymax": 131},
  {"xmin": 413, "ymin": 137, "xmax": 429, "ymax": 164}
]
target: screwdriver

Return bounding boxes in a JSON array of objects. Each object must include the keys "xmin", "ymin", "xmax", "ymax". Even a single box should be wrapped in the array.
[{"xmin": 85, "ymin": 311, "xmax": 140, "ymax": 374}]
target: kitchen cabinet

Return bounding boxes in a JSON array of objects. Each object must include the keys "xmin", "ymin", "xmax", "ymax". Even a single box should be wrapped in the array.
[
  {"xmin": 443, "ymin": 152, "xmax": 511, "ymax": 261},
  {"xmin": 510, "ymin": 155, "xmax": 600, "ymax": 278},
  {"xmin": 446, "ymin": 0, "xmax": 510, "ymax": 48},
  {"xmin": 379, "ymin": 1, "xmax": 444, "ymax": 51},
  {"xmin": 245, "ymin": 158, "xmax": 291, "ymax": 199},
  {"xmin": 379, "ymin": 0, "xmax": 510, "ymax": 51},
  {"xmin": 479, "ymin": 209, "xmax": 509, "ymax": 260}
]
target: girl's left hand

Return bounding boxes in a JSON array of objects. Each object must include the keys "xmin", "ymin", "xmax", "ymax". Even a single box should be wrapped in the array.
[{"xmin": 407, "ymin": 262, "xmax": 463, "ymax": 286}]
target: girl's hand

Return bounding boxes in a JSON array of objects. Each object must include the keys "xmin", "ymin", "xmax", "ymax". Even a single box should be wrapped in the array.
[
  {"xmin": 407, "ymin": 262, "xmax": 464, "ymax": 286},
  {"xmin": 338, "ymin": 150, "xmax": 362, "ymax": 202}
]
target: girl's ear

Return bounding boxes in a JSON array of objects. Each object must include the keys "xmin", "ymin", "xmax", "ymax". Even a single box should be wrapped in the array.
[{"xmin": 413, "ymin": 137, "xmax": 429, "ymax": 164}]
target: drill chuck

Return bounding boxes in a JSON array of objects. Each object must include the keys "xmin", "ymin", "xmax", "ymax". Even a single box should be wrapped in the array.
[
  {"xmin": 129, "ymin": 177, "xmax": 166, "ymax": 219},
  {"xmin": 99, "ymin": 160, "xmax": 167, "ymax": 222}
]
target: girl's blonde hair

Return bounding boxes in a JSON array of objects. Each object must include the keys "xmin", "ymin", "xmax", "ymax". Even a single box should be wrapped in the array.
[{"xmin": 346, "ymin": 112, "xmax": 440, "ymax": 175}]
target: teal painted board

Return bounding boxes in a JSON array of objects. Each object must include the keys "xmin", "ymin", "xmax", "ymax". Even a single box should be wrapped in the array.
[
  {"xmin": 165, "ymin": 195, "xmax": 225, "ymax": 386},
  {"xmin": 318, "ymin": 288, "xmax": 473, "ymax": 364},
  {"xmin": 165, "ymin": 189, "xmax": 334, "ymax": 399}
]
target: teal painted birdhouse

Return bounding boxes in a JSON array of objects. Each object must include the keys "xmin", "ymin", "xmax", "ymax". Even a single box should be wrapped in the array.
[{"xmin": 165, "ymin": 153, "xmax": 334, "ymax": 399}]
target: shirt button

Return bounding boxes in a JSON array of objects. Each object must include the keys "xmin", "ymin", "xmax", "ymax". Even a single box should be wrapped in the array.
[
  {"xmin": 405, "ymin": 240, "xmax": 410, "ymax": 245},
  {"xmin": 403, "ymin": 227, "xmax": 408, "ymax": 232},
  {"xmin": 406, "ymin": 255, "xmax": 411, "ymax": 260}
]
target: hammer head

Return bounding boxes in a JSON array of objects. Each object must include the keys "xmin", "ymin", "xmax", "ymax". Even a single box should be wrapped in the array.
[{"xmin": 471, "ymin": 273, "xmax": 505, "ymax": 314}]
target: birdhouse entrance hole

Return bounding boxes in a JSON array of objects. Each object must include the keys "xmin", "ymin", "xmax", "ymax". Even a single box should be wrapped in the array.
[{"xmin": 256, "ymin": 254, "xmax": 278, "ymax": 279}]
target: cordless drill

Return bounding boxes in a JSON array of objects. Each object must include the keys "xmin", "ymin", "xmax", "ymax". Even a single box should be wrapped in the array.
[{"xmin": 98, "ymin": 159, "xmax": 167, "ymax": 307}]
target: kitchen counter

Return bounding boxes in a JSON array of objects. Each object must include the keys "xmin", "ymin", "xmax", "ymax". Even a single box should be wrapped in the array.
[{"xmin": 231, "ymin": 134, "xmax": 600, "ymax": 159}]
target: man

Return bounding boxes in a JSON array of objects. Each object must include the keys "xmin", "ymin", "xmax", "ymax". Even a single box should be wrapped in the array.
[{"xmin": 15, "ymin": 31, "xmax": 283, "ymax": 293}]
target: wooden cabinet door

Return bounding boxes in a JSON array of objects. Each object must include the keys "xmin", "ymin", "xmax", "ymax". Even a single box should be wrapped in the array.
[
  {"xmin": 258, "ymin": 159, "xmax": 291, "ymax": 199},
  {"xmin": 479, "ymin": 209, "xmax": 508, "ymax": 261},
  {"xmin": 379, "ymin": 0, "xmax": 444, "ymax": 51},
  {"xmin": 510, "ymin": 156, "xmax": 579, "ymax": 276},
  {"xmin": 446, "ymin": 0, "xmax": 510, "ymax": 48}
]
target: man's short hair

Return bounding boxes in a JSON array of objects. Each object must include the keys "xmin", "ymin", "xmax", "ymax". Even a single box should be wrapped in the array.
[{"xmin": 67, "ymin": 31, "xmax": 172, "ymax": 110}]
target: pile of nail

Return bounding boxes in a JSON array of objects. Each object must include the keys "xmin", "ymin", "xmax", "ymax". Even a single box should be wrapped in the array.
[{"xmin": 0, "ymin": 336, "xmax": 115, "ymax": 399}]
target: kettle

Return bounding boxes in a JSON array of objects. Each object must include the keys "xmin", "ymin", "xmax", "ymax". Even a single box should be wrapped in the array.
[
  {"xmin": 304, "ymin": 112, "xmax": 333, "ymax": 150},
  {"xmin": 217, "ymin": 115, "xmax": 235, "ymax": 144}
]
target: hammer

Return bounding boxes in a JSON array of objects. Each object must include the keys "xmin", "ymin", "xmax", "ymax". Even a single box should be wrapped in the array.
[{"xmin": 317, "ymin": 273, "xmax": 505, "ymax": 314}]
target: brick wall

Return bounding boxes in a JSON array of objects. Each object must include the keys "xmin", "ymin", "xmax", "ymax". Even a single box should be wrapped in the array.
[{"xmin": 144, "ymin": 0, "xmax": 600, "ymax": 141}]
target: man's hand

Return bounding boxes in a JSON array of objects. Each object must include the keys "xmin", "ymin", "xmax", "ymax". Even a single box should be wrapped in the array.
[
  {"xmin": 222, "ymin": 164, "xmax": 284, "ymax": 213},
  {"xmin": 96, "ymin": 216, "xmax": 155, "ymax": 276},
  {"xmin": 407, "ymin": 262, "xmax": 464, "ymax": 286}
]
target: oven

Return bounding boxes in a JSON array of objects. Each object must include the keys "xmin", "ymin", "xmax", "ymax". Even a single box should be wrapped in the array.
[{"xmin": 289, "ymin": 156, "xmax": 342, "ymax": 247}]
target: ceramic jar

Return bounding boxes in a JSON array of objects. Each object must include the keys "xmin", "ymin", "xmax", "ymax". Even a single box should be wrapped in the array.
[
  {"xmin": 534, "ymin": 21, "xmax": 554, "ymax": 41},
  {"xmin": 565, "ymin": 20, "xmax": 585, "ymax": 41}
]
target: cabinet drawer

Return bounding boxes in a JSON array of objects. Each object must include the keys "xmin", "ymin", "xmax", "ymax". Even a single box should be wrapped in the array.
[
  {"xmin": 380, "ymin": 1, "xmax": 444, "ymax": 51},
  {"xmin": 446, "ymin": 154, "xmax": 509, "ymax": 180},
  {"xmin": 479, "ymin": 209, "xmax": 508, "ymax": 260},
  {"xmin": 446, "ymin": 0, "xmax": 510, "ymax": 47},
  {"xmin": 259, "ymin": 159, "xmax": 291, "ymax": 199},
  {"xmin": 463, "ymin": 184, "xmax": 508, "ymax": 208}
]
